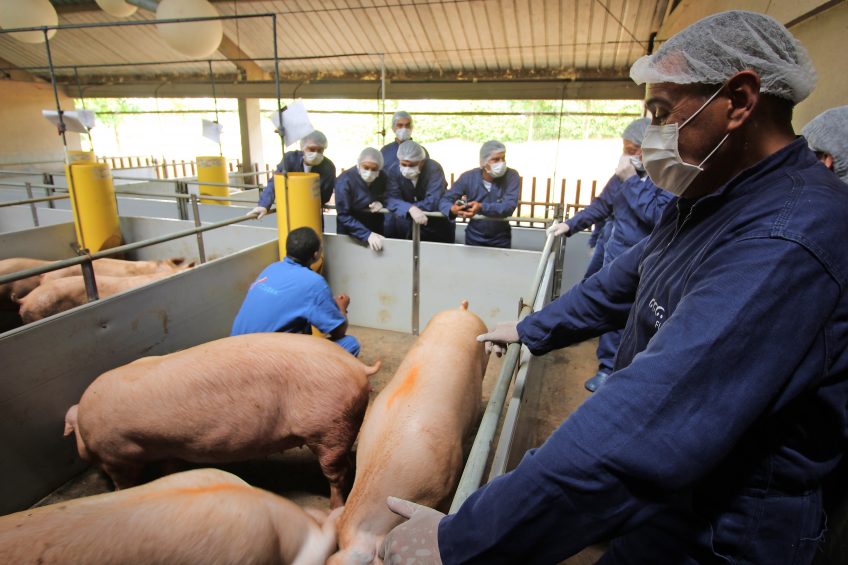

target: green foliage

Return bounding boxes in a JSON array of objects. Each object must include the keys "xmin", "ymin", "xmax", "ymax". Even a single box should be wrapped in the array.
[{"xmin": 74, "ymin": 98, "xmax": 142, "ymax": 127}]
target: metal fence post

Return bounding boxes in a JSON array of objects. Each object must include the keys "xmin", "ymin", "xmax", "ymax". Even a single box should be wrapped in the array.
[
  {"xmin": 78, "ymin": 253, "xmax": 99, "ymax": 302},
  {"xmin": 190, "ymin": 194, "xmax": 207, "ymax": 264},
  {"xmin": 24, "ymin": 182, "xmax": 39, "ymax": 227},
  {"xmin": 175, "ymin": 180, "xmax": 189, "ymax": 220},
  {"xmin": 411, "ymin": 221, "xmax": 421, "ymax": 336},
  {"xmin": 42, "ymin": 173, "xmax": 55, "ymax": 209}
]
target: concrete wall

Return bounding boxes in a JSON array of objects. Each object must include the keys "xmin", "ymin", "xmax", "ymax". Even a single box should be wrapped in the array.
[{"xmin": 0, "ymin": 80, "xmax": 81, "ymax": 166}]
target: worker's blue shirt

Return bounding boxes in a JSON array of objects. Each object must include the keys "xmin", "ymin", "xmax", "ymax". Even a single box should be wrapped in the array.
[
  {"xmin": 380, "ymin": 139, "xmax": 428, "ymax": 175},
  {"xmin": 442, "ymin": 167, "xmax": 520, "ymax": 248},
  {"xmin": 230, "ymin": 257, "xmax": 345, "ymax": 337},
  {"xmin": 587, "ymin": 175, "xmax": 622, "ymax": 248},
  {"xmin": 566, "ymin": 172, "xmax": 671, "ymax": 261},
  {"xmin": 257, "ymin": 150, "xmax": 336, "ymax": 208},
  {"xmin": 438, "ymin": 137, "xmax": 848, "ymax": 563},
  {"xmin": 386, "ymin": 158, "xmax": 455, "ymax": 243},
  {"xmin": 335, "ymin": 167, "xmax": 388, "ymax": 242}
]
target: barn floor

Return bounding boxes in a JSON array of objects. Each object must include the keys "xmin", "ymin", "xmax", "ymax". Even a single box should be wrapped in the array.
[{"xmin": 35, "ymin": 326, "xmax": 605, "ymax": 563}]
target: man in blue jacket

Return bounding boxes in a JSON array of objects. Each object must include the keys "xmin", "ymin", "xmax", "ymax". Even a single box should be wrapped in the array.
[
  {"xmin": 385, "ymin": 140, "xmax": 455, "ymax": 243},
  {"xmin": 251, "ymin": 130, "xmax": 336, "ymax": 219},
  {"xmin": 549, "ymin": 116, "xmax": 672, "ymax": 392},
  {"xmin": 801, "ymin": 105, "xmax": 848, "ymax": 184},
  {"xmin": 443, "ymin": 140, "xmax": 520, "ymax": 248},
  {"xmin": 381, "ymin": 11, "xmax": 848, "ymax": 565},
  {"xmin": 380, "ymin": 110, "xmax": 427, "ymax": 174}
]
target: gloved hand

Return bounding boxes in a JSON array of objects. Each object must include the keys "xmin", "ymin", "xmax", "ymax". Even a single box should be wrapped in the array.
[
  {"xmin": 367, "ymin": 232, "xmax": 385, "ymax": 252},
  {"xmin": 379, "ymin": 497, "xmax": 445, "ymax": 565},
  {"xmin": 546, "ymin": 221, "xmax": 570, "ymax": 237},
  {"xmin": 368, "ymin": 201, "xmax": 384, "ymax": 213},
  {"xmin": 250, "ymin": 206, "xmax": 268, "ymax": 220},
  {"xmin": 614, "ymin": 153, "xmax": 636, "ymax": 180},
  {"xmin": 477, "ymin": 321, "xmax": 520, "ymax": 357},
  {"xmin": 408, "ymin": 205, "xmax": 429, "ymax": 225}
]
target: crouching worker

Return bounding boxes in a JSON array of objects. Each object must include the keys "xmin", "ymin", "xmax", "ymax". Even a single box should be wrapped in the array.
[{"xmin": 231, "ymin": 226, "xmax": 360, "ymax": 356}]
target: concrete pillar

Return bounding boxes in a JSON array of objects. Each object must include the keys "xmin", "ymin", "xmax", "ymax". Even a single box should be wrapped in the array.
[{"xmin": 238, "ymin": 97, "xmax": 264, "ymax": 185}]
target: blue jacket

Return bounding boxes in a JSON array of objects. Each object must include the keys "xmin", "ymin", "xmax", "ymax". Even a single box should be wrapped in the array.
[
  {"xmin": 386, "ymin": 158, "xmax": 454, "ymax": 243},
  {"xmin": 437, "ymin": 138, "xmax": 848, "ymax": 563},
  {"xmin": 587, "ymin": 175, "xmax": 622, "ymax": 248},
  {"xmin": 380, "ymin": 139, "xmax": 428, "ymax": 175},
  {"xmin": 566, "ymin": 173, "xmax": 671, "ymax": 261},
  {"xmin": 258, "ymin": 150, "xmax": 336, "ymax": 208},
  {"xmin": 443, "ymin": 167, "xmax": 520, "ymax": 248},
  {"xmin": 334, "ymin": 167, "xmax": 388, "ymax": 242}
]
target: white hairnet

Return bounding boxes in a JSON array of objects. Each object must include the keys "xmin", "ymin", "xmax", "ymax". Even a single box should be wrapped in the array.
[
  {"xmin": 479, "ymin": 140, "xmax": 506, "ymax": 166},
  {"xmin": 630, "ymin": 10, "xmax": 816, "ymax": 104},
  {"xmin": 392, "ymin": 111, "xmax": 412, "ymax": 128},
  {"xmin": 802, "ymin": 106, "xmax": 848, "ymax": 183},
  {"xmin": 358, "ymin": 147, "xmax": 384, "ymax": 169},
  {"xmin": 622, "ymin": 117, "xmax": 650, "ymax": 146},
  {"xmin": 300, "ymin": 130, "xmax": 328, "ymax": 149},
  {"xmin": 397, "ymin": 140, "xmax": 426, "ymax": 162}
]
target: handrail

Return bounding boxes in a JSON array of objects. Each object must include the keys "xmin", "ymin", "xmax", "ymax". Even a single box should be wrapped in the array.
[
  {"xmin": 0, "ymin": 212, "xmax": 261, "ymax": 286},
  {"xmin": 450, "ymin": 231, "xmax": 558, "ymax": 512},
  {"xmin": 0, "ymin": 194, "xmax": 69, "ymax": 208}
]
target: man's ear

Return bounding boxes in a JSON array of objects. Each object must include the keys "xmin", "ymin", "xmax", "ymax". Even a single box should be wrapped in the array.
[
  {"xmin": 821, "ymin": 153, "xmax": 835, "ymax": 171},
  {"xmin": 725, "ymin": 70, "xmax": 760, "ymax": 132}
]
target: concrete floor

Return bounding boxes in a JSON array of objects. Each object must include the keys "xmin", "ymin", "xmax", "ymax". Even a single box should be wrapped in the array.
[{"xmin": 35, "ymin": 326, "xmax": 607, "ymax": 563}]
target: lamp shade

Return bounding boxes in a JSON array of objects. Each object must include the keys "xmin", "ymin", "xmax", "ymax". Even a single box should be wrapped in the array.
[
  {"xmin": 0, "ymin": 0, "xmax": 58, "ymax": 44},
  {"xmin": 156, "ymin": 0, "xmax": 223, "ymax": 58},
  {"xmin": 95, "ymin": 0, "xmax": 138, "ymax": 18}
]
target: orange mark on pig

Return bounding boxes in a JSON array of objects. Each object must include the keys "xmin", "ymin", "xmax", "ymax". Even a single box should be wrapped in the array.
[
  {"xmin": 386, "ymin": 365, "xmax": 419, "ymax": 408},
  {"xmin": 134, "ymin": 482, "xmax": 251, "ymax": 502}
]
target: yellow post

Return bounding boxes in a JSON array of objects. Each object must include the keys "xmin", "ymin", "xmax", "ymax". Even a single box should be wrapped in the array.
[
  {"xmin": 274, "ymin": 172, "xmax": 323, "ymax": 271},
  {"xmin": 67, "ymin": 162, "xmax": 122, "ymax": 252},
  {"xmin": 196, "ymin": 156, "xmax": 229, "ymax": 205},
  {"xmin": 66, "ymin": 150, "xmax": 96, "ymax": 164}
]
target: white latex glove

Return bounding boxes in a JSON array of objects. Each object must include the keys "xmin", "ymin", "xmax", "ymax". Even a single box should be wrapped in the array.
[
  {"xmin": 367, "ymin": 232, "xmax": 385, "ymax": 251},
  {"xmin": 408, "ymin": 205, "xmax": 429, "ymax": 225},
  {"xmin": 250, "ymin": 206, "xmax": 268, "ymax": 220},
  {"xmin": 368, "ymin": 201, "xmax": 384, "ymax": 213},
  {"xmin": 379, "ymin": 497, "xmax": 445, "ymax": 565},
  {"xmin": 614, "ymin": 153, "xmax": 636, "ymax": 180},
  {"xmin": 546, "ymin": 221, "xmax": 570, "ymax": 236},
  {"xmin": 477, "ymin": 321, "xmax": 520, "ymax": 357}
]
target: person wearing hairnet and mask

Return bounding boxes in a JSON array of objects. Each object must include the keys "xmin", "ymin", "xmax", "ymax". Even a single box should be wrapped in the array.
[
  {"xmin": 382, "ymin": 11, "xmax": 848, "ymax": 565},
  {"xmin": 802, "ymin": 105, "xmax": 848, "ymax": 184},
  {"xmin": 381, "ymin": 111, "xmax": 428, "ymax": 173},
  {"xmin": 251, "ymin": 130, "xmax": 336, "ymax": 219},
  {"xmin": 440, "ymin": 140, "xmax": 520, "ymax": 248},
  {"xmin": 385, "ymin": 140, "xmax": 455, "ymax": 243},
  {"xmin": 585, "ymin": 117, "xmax": 653, "ymax": 279},
  {"xmin": 335, "ymin": 147, "xmax": 403, "ymax": 252},
  {"xmin": 548, "ymin": 116, "xmax": 672, "ymax": 392}
]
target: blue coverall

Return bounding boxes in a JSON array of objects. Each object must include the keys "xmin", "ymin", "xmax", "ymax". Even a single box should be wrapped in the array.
[
  {"xmin": 385, "ymin": 158, "xmax": 455, "ymax": 243},
  {"xmin": 437, "ymin": 138, "xmax": 848, "ymax": 564},
  {"xmin": 230, "ymin": 257, "xmax": 359, "ymax": 356},
  {"xmin": 258, "ymin": 150, "xmax": 337, "ymax": 209},
  {"xmin": 583, "ymin": 175, "xmax": 623, "ymax": 279},
  {"xmin": 334, "ymin": 167, "xmax": 403, "ymax": 242},
  {"xmin": 380, "ymin": 140, "xmax": 428, "ymax": 175},
  {"xmin": 442, "ymin": 167, "xmax": 521, "ymax": 248},
  {"xmin": 565, "ymin": 173, "xmax": 672, "ymax": 373}
]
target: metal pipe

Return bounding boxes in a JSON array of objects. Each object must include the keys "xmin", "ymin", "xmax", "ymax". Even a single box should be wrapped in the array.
[
  {"xmin": 208, "ymin": 59, "xmax": 222, "ymax": 157},
  {"xmin": 79, "ymin": 256, "xmax": 99, "ymax": 302},
  {"xmin": 190, "ymin": 194, "xmax": 207, "ymax": 264},
  {"xmin": 0, "ymin": 194, "xmax": 69, "ymax": 208},
  {"xmin": 450, "ymin": 231, "xmax": 558, "ymax": 512},
  {"xmin": 42, "ymin": 29, "xmax": 67, "ymax": 148},
  {"xmin": 380, "ymin": 53, "xmax": 386, "ymax": 145},
  {"xmin": 411, "ymin": 221, "xmax": 421, "ymax": 336},
  {"xmin": 0, "ymin": 13, "xmax": 271, "ymax": 34},
  {"xmin": 25, "ymin": 182, "xmax": 39, "ymax": 227}
]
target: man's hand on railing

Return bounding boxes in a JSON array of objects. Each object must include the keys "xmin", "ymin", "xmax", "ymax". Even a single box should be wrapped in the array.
[
  {"xmin": 379, "ymin": 497, "xmax": 445, "ymax": 565},
  {"xmin": 408, "ymin": 205, "xmax": 429, "ymax": 225},
  {"xmin": 368, "ymin": 201, "xmax": 384, "ymax": 213},
  {"xmin": 458, "ymin": 201, "xmax": 482, "ymax": 219},
  {"xmin": 547, "ymin": 221, "xmax": 570, "ymax": 236},
  {"xmin": 249, "ymin": 206, "xmax": 267, "ymax": 220},
  {"xmin": 477, "ymin": 321, "xmax": 520, "ymax": 357},
  {"xmin": 367, "ymin": 232, "xmax": 385, "ymax": 252}
]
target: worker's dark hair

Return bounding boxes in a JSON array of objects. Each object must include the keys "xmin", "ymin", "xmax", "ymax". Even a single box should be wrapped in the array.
[{"xmin": 286, "ymin": 227, "xmax": 321, "ymax": 265}]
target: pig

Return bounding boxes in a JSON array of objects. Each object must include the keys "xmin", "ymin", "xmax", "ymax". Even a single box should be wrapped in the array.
[
  {"xmin": 64, "ymin": 333, "xmax": 380, "ymax": 508},
  {"xmin": 40, "ymin": 257, "xmax": 193, "ymax": 283},
  {"xmin": 0, "ymin": 258, "xmax": 50, "ymax": 310},
  {"xmin": 18, "ymin": 271, "xmax": 180, "ymax": 323},
  {"xmin": 0, "ymin": 468, "xmax": 339, "ymax": 564},
  {"xmin": 330, "ymin": 302, "xmax": 488, "ymax": 564}
]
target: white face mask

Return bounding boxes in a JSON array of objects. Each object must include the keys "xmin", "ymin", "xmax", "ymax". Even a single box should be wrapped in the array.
[
  {"xmin": 488, "ymin": 161, "xmax": 507, "ymax": 178},
  {"xmin": 395, "ymin": 127, "xmax": 412, "ymax": 142},
  {"xmin": 400, "ymin": 165, "xmax": 420, "ymax": 180},
  {"xmin": 642, "ymin": 84, "xmax": 729, "ymax": 197},
  {"xmin": 359, "ymin": 167, "xmax": 378, "ymax": 184},
  {"xmin": 303, "ymin": 151, "xmax": 324, "ymax": 166},
  {"xmin": 629, "ymin": 155, "xmax": 645, "ymax": 172}
]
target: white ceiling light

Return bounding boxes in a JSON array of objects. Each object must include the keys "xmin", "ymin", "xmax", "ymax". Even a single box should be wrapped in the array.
[
  {"xmin": 0, "ymin": 0, "xmax": 58, "ymax": 44},
  {"xmin": 95, "ymin": 0, "xmax": 138, "ymax": 18},
  {"xmin": 156, "ymin": 0, "xmax": 223, "ymax": 59}
]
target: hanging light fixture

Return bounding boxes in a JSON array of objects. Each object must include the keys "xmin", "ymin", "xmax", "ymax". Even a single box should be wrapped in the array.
[
  {"xmin": 95, "ymin": 0, "xmax": 138, "ymax": 18},
  {"xmin": 0, "ymin": 0, "xmax": 58, "ymax": 44},
  {"xmin": 156, "ymin": 0, "xmax": 223, "ymax": 59}
]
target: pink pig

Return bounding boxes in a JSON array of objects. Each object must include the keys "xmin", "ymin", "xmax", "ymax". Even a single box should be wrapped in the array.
[
  {"xmin": 40, "ymin": 257, "xmax": 193, "ymax": 282},
  {"xmin": 64, "ymin": 333, "xmax": 379, "ymax": 508}
]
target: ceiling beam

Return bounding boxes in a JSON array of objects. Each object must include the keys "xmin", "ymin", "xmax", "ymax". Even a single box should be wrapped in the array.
[{"xmin": 0, "ymin": 57, "xmax": 45, "ymax": 82}]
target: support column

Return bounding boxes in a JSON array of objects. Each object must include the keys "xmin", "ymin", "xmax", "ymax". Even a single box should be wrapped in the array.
[{"xmin": 238, "ymin": 97, "xmax": 264, "ymax": 185}]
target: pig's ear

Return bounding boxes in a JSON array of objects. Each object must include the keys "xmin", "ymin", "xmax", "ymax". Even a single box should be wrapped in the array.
[
  {"xmin": 460, "ymin": 300, "xmax": 469, "ymax": 310},
  {"xmin": 63, "ymin": 421, "xmax": 74, "ymax": 437}
]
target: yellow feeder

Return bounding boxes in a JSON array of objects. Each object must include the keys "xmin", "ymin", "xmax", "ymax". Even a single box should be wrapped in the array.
[
  {"xmin": 66, "ymin": 150, "xmax": 96, "ymax": 164},
  {"xmin": 67, "ymin": 162, "xmax": 122, "ymax": 253},
  {"xmin": 274, "ymin": 171, "xmax": 323, "ymax": 271},
  {"xmin": 196, "ymin": 155, "xmax": 229, "ymax": 205}
]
